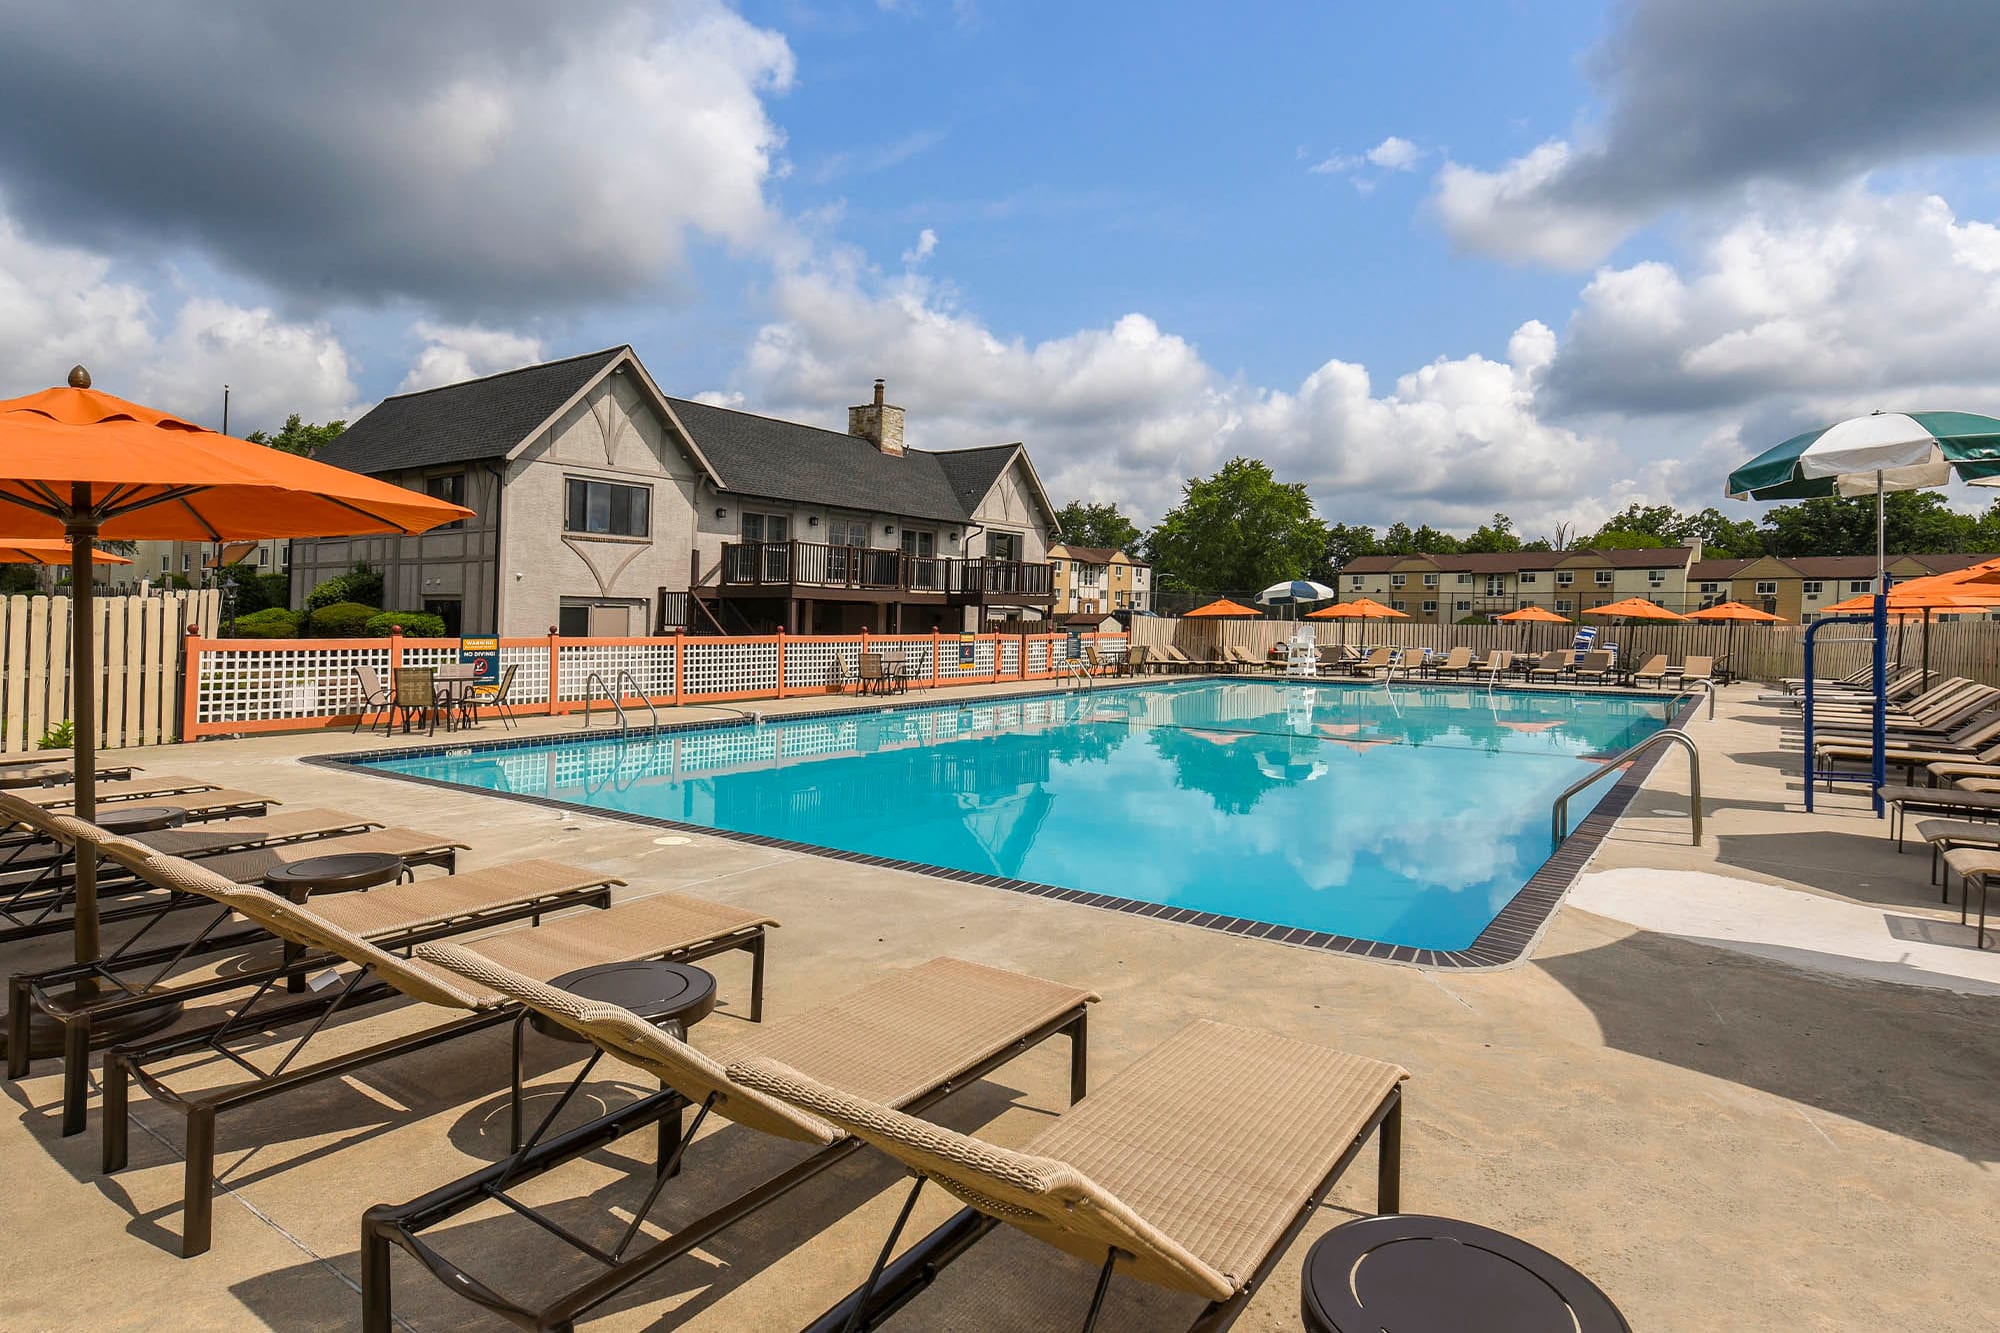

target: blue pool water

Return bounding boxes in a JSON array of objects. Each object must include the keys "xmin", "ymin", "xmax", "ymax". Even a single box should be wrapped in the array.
[{"xmin": 356, "ymin": 681, "xmax": 1669, "ymax": 951}]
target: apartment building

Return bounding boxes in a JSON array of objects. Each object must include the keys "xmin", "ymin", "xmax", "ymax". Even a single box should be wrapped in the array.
[
  {"xmin": 1048, "ymin": 544, "xmax": 1151, "ymax": 615},
  {"xmin": 1338, "ymin": 546, "xmax": 1701, "ymax": 622},
  {"xmin": 1690, "ymin": 553, "xmax": 2000, "ymax": 621},
  {"xmin": 295, "ymin": 347, "xmax": 1060, "ymax": 637}
]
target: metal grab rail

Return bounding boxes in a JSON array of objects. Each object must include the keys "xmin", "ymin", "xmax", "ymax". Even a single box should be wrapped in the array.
[
  {"xmin": 616, "ymin": 670, "xmax": 661, "ymax": 729},
  {"xmin": 1668, "ymin": 677, "xmax": 1718, "ymax": 721},
  {"xmin": 1059, "ymin": 658, "xmax": 1093, "ymax": 691},
  {"xmin": 1551, "ymin": 729, "xmax": 1702, "ymax": 846},
  {"xmin": 579, "ymin": 671, "xmax": 627, "ymax": 732}
]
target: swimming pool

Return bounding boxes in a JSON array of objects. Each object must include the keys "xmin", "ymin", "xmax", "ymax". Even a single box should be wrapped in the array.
[{"xmin": 345, "ymin": 680, "xmax": 1672, "ymax": 958}]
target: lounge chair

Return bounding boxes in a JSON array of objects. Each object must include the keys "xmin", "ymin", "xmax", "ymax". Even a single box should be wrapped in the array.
[
  {"xmin": 1813, "ymin": 696, "xmax": 2000, "ymax": 749},
  {"xmin": 360, "ymin": 951, "xmax": 1096, "ymax": 1331},
  {"xmin": 732, "ymin": 1019, "xmax": 1407, "ymax": 1333},
  {"xmin": 0, "ymin": 760, "xmax": 140, "ymax": 789},
  {"xmin": 1526, "ymin": 650, "xmax": 1569, "ymax": 683},
  {"xmin": 86, "ymin": 846, "xmax": 776, "ymax": 1257},
  {"xmin": 1814, "ymin": 717, "xmax": 2000, "ymax": 788},
  {"xmin": 1571, "ymin": 650, "xmax": 1615, "ymax": 685},
  {"xmin": 1917, "ymin": 818, "xmax": 2000, "ymax": 893},
  {"xmin": 1225, "ymin": 644, "xmax": 1274, "ymax": 674},
  {"xmin": 1159, "ymin": 645, "xmax": 1198, "ymax": 674},
  {"xmin": 8, "ymin": 815, "xmax": 476, "ymax": 1132},
  {"xmin": 1475, "ymin": 649, "xmax": 1515, "ymax": 680},
  {"xmin": 1347, "ymin": 647, "xmax": 1395, "ymax": 678},
  {"xmin": 1429, "ymin": 646, "xmax": 1474, "ymax": 679},
  {"xmin": 1629, "ymin": 655, "xmax": 1670, "ymax": 688},
  {"xmin": 1672, "ymin": 655, "xmax": 1714, "ymax": 688},
  {"xmin": 1941, "ymin": 848, "xmax": 2000, "ymax": 949},
  {"xmin": 1879, "ymin": 784, "xmax": 2000, "ymax": 850}
]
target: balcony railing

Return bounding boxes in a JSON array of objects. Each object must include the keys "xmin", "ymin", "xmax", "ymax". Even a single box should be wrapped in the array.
[{"xmin": 718, "ymin": 542, "xmax": 1052, "ymax": 601}]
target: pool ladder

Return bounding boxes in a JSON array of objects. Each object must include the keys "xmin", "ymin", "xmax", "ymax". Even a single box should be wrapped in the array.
[
  {"xmin": 1550, "ymin": 729, "xmax": 1701, "ymax": 847},
  {"xmin": 579, "ymin": 670, "xmax": 662, "ymax": 733},
  {"xmin": 1060, "ymin": 659, "xmax": 1094, "ymax": 691}
]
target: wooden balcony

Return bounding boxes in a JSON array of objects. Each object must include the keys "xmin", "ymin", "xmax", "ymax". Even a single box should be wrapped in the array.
[{"xmin": 716, "ymin": 542, "xmax": 1054, "ymax": 605}]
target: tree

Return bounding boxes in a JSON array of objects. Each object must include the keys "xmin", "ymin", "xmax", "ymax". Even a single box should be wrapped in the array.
[
  {"xmin": 1461, "ymin": 513, "xmax": 1522, "ymax": 553},
  {"xmin": 1319, "ymin": 522, "xmax": 1379, "ymax": 577},
  {"xmin": 1679, "ymin": 506, "xmax": 1764, "ymax": 559},
  {"xmin": 1587, "ymin": 527, "xmax": 1670, "ymax": 550},
  {"xmin": 1588, "ymin": 502, "xmax": 1680, "ymax": 548},
  {"xmin": 1410, "ymin": 524, "xmax": 1461, "ymax": 554},
  {"xmin": 1379, "ymin": 522, "xmax": 1418, "ymax": 555},
  {"xmin": 246, "ymin": 413, "xmax": 346, "ymax": 457},
  {"xmin": 1053, "ymin": 501, "xmax": 1141, "ymax": 552},
  {"xmin": 1145, "ymin": 458, "xmax": 1327, "ymax": 592}
]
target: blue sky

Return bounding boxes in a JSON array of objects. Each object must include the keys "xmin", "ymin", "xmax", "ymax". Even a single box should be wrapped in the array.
[{"xmin": 4, "ymin": 0, "xmax": 2000, "ymax": 536}]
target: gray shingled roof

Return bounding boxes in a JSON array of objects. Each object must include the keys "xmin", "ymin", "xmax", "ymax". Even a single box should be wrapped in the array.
[
  {"xmin": 313, "ymin": 347, "xmax": 623, "ymax": 474},
  {"xmin": 664, "ymin": 396, "xmax": 1011, "ymax": 522}
]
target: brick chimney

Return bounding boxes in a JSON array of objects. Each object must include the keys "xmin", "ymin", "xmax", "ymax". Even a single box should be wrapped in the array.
[{"xmin": 848, "ymin": 378, "xmax": 905, "ymax": 456}]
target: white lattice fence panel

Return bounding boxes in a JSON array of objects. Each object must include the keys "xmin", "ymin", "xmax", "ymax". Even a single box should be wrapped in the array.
[
  {"xmin": 879, "ymin": 636, "xmax": 936, "ymax": 684},
  {"xmin": 555, "ymin": 642, "xmax": 675, "ymax": 703},
  {"xmin": 498, "ymin": 646, "xmax": 551, "ymax": 705},
  {"xmin": 195, "ymin": 645, "xmax": 391, "ymax": 725},
  {"xmin": 783, "ymin": 639, "xmax": 851, "ymax": 693},
  {"xmin": 934, "ymin": 638, "xmax": 998, "ymax": 684},
  {"xmin": 398, "ymin": 644, "xmax": 461, "ymax": 672},
  {"xmin": 999, "ymin": 638, "xmax": 1021, "ymax": 676},
  {"xmin": 1094, "ymin": 635, "xmax": 1129, "ymax": 662},
  {"xmin": 682, "ymin": 640, "xmax": 780, "ymax": 696},
  {"xmin": 1026, "ymin": 638, "xmax": 1052, "ymax": 675}
]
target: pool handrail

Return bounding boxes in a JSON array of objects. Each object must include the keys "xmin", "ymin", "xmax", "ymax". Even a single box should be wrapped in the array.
[{"xmin": 1551, "ymin": 728, "xmax": 1701, "ymax": 847}]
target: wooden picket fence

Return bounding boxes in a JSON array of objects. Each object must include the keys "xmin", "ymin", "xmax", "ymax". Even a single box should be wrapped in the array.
[
  {"xmin": 1131, "ymin": 614, "xmax": 2000, "ymax": 686},
  {"xmin": 0, "ymin": 590, "xmax": 221, "ymax": 753}
]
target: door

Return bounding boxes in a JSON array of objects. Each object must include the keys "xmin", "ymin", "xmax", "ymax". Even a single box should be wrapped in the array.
[
  {"xmin": 827, "ymin": 517, "xmax": 869, "ymax": 583},
  {"xmin": 900, "ymin": 529, "xmax": 937, "ymax": 589},
  {"xmin": 742, "ymin": 513, "xmax": 791, "ymax": 581}
]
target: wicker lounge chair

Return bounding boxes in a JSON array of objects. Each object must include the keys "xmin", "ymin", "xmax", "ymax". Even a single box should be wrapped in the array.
[
  {"xmin": 1571, "ymin": 650, "xmax": 1614, "ymax": 685},
  {"xmin": 1348, "ymin": 647, "xmax": 1396, "ymax": 678},
  {"xmin": 732, "ymin": 1019, "xmax": 1407, "ymax": 1333},
  {"xmin": 84, "ymin": 847, "xmax": 775, "ymax": 1258},
  {"xmin": 359, "ymin": 951, "xmax": 1096, "ymax": 1332},
  {"xmin": 1159, "ymin": 645, "xmax": 1198, "ymax": 674},
  {"xmin": 1225, "ymin": 644, "xmax": 1274, "ymax": 674},
  {"xmin": 1526, "ymin": 650, "xmax": 1569, "ymax": 683},
  {"xmin": 1429, "ymin": 646, "xmax": 1474, "ymax": 679},
  {"xmin": 1674, "ymin": 655, "xmax": 1714, "ymax": 687}
]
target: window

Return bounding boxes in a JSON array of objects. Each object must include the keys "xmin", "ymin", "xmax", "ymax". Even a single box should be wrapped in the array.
[
  {"xmin": 1555, "ymin": 598, "xmax": 1573, "ymax": 614},
  {"xmin": 1802, "ymin": 580, "xmax": 1823, "ymax": 596},
  {"xmin": 1422, "ymin": 572, "xmax": 1439, "ymax": 587},
  {"xmin": 987, "ymin": 531, "xmax": 1022, "ymax": 562},
  {"xmin": 1390, "ymin": 573, "xmax": 1406, "ymax": 587},
  {"xmin": 1594, "ymin": 569, "xmax": 1614, "ymax": 586},
  {"xmin": 424, "ymin": 473, "xmax": 467, "ymax": 529},
  {"xmin": 159, "ymin": 555, "xmax": 169, "ymax": 572},
  {"xmin": 826, "ymin": 517, "xmax": 869, "ymax": 548},
  {"xmin": 1391, "ymin": 600, "xmax": 1406, "ymax": 611},
  {"xmin": 1698, "ymin": 581, "xmax": 1719, "ymax": 594},
  {"xmin": 422, "ymin": 598, "xmax": 462, "ymax": 637},
  {"xmin": 1755, "ymin": 580, "xmax": 1778, "ymax": 596},
  {"xmin": 1457, "ymin": 573, "xmax": 1473, "ymax": 584},
  {"xmin": 1647, "ymin": 569, "xmax": 1666, "ymax": 586},
  {"xmin": 256, "ymin": 547, "xmax": 268, "ymax": 567},
  {"xmin": 1455, "ymin": 600, "xmax": 1471, "ymax": 612},
  {"xmin": 1520, "ymin": 571, "xmax": 1537, "ymax": 584},
  {"xmin": 181, "ymin": 553, "xmax": 191, "ymax": 571},
  {"xmin": 900, "ymin": 529, "xmax": 936, "ymax": 558},
  {"xmin": 1422, "ymin": 600, "xmax": 1437, "ymax": 615},
  {"xmin": 1349, "ymin": 574, "xmax": 1364, "ymax": 588},
  {"xmin": 1051, "ymin": 560, "xmax": 1064, "ymax": 574},
  {"xmin": 1849, "ymin": 580, "xmax": 1872, "ymax": 593},
  {"xmin": 566, "ymin": 479, "xmax": 650, "ymax": 537},
  {"xmin": 1555, "ymin": 571, "xmax": 1573, "ymax": 586}
]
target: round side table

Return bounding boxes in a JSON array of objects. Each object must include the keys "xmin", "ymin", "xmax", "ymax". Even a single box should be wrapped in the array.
[
  {"xmin": 95, "ymin": 805, "xmax": 188, "ymax": 836},
  {"xmin": 262, "ymin": 851, "xmax": 408, "ymax": 992},
  {"xmin": 512, "ymin": 960, "xmax": 718, "ymax": 1168},
  {"xmin": 1301, "ymin": 1214, "xmax": 1630, "ymax": 1332}
]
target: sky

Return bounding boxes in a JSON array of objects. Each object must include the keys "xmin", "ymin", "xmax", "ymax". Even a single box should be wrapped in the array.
[{"xmin": 6, "ymin": 0, "xmax": 2000, "ymax": 540}]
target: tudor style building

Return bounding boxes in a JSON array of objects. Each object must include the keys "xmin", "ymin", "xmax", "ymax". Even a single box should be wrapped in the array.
[{"xmin": 294, "ymin": 348, "xmax": 1061, "ymax": 637}]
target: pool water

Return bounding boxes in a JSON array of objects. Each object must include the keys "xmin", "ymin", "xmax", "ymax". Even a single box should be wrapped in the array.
[{"xmin": 357, "ymin": 680, "xmax": 1670, "ymax": 952}]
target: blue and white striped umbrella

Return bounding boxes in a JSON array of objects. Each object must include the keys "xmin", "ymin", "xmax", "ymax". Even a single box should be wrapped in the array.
[{"xmin": 1256, "ymin": 579, "xmax": 1337, "ymax": 605}]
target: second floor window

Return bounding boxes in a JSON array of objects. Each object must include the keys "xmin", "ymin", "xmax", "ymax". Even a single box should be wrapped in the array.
[
  {"xmin": 1756, "ymin": 580, "xmax": 1778, "ymax": 595},
  {"xmin": 1594, "ymin": 570, "xmax": 1614, "ymax": 586},
  {"xmin": 1849, "ymin": 580, "xmax": 1872, "ymax": 593},
  {"xmin": 1802, "ymin": 580, "xmax": 1823, "ymax": 595},
  {"xmin": 1520, "ymin": 572, "xmax": 1537, "ymax": 584},
  {"xmin": 425, "ymin": 473, "xmax": 467, "ymax": 529},
  {"xmin": 1390, "ymin": 573, "xmax": 1406, "ymax": 587},
  {"xmin": 1699, "ymin": 581, "xmax": 1719, "ymax": 594},
  {"xmin": 1647, "ymin": 569, "xmax": 1666, "ymax": 585},
  {"xmin": 566, "ymin": 479, "xmax": 650, "ymax": 537},
  {"xmin": 1349, "ymin": 574, "xmax": 1364, "ymax": 588},
  {"xmin": 1422, "ymin": 573, "xmax": 1439, "ymax": 587},
  {"xmin": 1555, "ymin": 571, "xmax": 1573, "ymax": 586}
]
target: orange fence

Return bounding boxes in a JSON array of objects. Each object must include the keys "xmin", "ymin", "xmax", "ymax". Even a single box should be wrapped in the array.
[{"xmin": 183, "ymin": 628, "xmax": 1129, "ymax": 739}]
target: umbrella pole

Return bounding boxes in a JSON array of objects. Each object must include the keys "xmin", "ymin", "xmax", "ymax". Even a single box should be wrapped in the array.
[
  {"xmin": 1875, "ymin": 470, "xmax": 1886, "ymax": 596},
  {"xmin": 67, "ymin": 488, "xmax": 100, "ymax": 966}
]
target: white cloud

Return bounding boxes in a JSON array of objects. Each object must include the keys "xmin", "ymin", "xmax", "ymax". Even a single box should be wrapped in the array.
[
  {"xmin": 0, "ymin": 202, "xmax": 356, "ymax": 430},
  {"xmin": 1310, "ymin": 136, "xmax": 1427, "ymax": 194},
  {"xmin": 1365, "ymin": 136, "xmax": 1423, "ymax": 171},
  {"xmin": 398, "ymin": 322, "xmax": 546, "ymax": 394},
  {"xmin": 1432, "ymin": 142, "xmax": 1642, "ymax": 267},
  {"xmin": 900, "ymin": 228, "xmax": 939, "ymax": 266}
]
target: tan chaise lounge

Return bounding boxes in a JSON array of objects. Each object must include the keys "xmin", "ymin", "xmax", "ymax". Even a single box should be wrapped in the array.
[
  {"xmin": 84, "ymin": 846, "xmax": 775, "ymax": 1258},
  {"xmin": 732, "ymin": 1019, "xmax": 1407, "ymax": 1332},
  {"xmin": 359, "ymin": 950, "xmax": 1095, "ymax": 1333}
]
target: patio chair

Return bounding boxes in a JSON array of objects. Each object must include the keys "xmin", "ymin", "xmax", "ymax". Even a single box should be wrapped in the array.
[
  {"xmin": 1347, "ymin": 647, "xmax": 1396, "ymax": 678},
  {"xmin": 1813, "ymin": 717, "xmax": 2000, "ymax": 789},
  {"xmin": 1158, "ymin": 644, "xmax": 1197, "ymax": 674},
  {"xmin": 1878, "ymin": 784, "xmax": 2000, "ymax": 850},
  {"xmin": 858, "ymin": 651, "xmax": 890, "ymax": 696},
  {"xmin": 1480, "ymin": 649, "xmax": 1516, "ymax": 680},
  {"xmin": 1526, "ymin": 650, "xmax": 1570, "ymax": 683},
  {"xmin": 360, "ymin": 951, "xmax": 1096, "ymax": 1332},
  {"xmin": 1571, "ymin": 650, "xmax": 1615, "ymax": 685},
  {"xmin": 0, "ymin": 760, "xmax": 141, "ymax": 789},
  {"xmin": 1226, "ymin": 644, "xmax": 1274, "ymax": 674},
  {"xmin": 7, "ymin": 815, "xmax": 476, "ymax": 1132},
  {"xmin": 1674, "ymin": 655, "xmax": 1714, "ymax": 688},
  {"xmin": 732, "ymin": 1018, "xmax": 1406, "ymax": 1333},
  {"xmin": 0, "ymin": 779, "xmax": 274, "ymax": 825},
  {"xmin": 461, "ymin": 662, "xmax": 520, "ymax": 730},
  {"xmin": 1941, "ymin": 848, "xmax": 2000, "ymax": 949},
  {"xmin": 1919, "ymin": 818, "xmax": 2000, "ymax": 893},
  {"xmin": 1429, "ymin": 646, "xmax": 1474, "ymax": 679},
  {"xmin": 391, "ymin": 667, "xmax": 439, "ymax": 735},
  {"xmin": 1629, "ymin": 655, "xmax": 1670, "ymax": 688},
  {"xmin": 87, "ymin": 846, "xmax": 776, "ymax": 1258},
  {"xmin": 352, "ymin": 664, "xmax": 393, "ymax": 733}
]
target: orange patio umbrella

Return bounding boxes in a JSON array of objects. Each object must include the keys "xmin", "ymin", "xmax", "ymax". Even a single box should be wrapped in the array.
[
  {"xmin": 1493, "ymin": 605, "xmax": 1570, "ymax": 623},
  {"xmin": 1183, "ymin": 597, "xmax": 1262, "ymax": 618},
  {"xmin": 1820, "ymin": 575, "xmax": 2000, "ymax": 687},
  {"xmin": 0, "ymin": 539, "xmax": 130, "ymax": 565},
  {"xmin": 1582, "ymin": 597, "xmax": 1688, "ymax": 621},
  {"xmin": 1306, "ymin": 597, "xmax": 1406, "ymax": 618},
  {"xmin": 1687, "ymin": 600, "xmax": 1787, "ymax": 679},
  {"xmin": 0, "ymin": 367, "xmax": 472, "ymax": 995}
]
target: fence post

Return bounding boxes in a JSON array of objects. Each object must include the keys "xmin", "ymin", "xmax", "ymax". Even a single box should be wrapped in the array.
[
  {"xmin": 931, "ymin": 628, "xmax": 942, "ymax": 688},
  {"xmin": 546, "ymin": 626, "xmax": 561, "ymax": 717},
  {"xmin": 179, "ymin": 625, "xmax": 203, "ymax": 743},
  {"xmin": 388, "ymin": 625, "xmax": 406, "ymax": 675},
  {"xmin": 776, "ymin": 629, "xmax": 788, "ymax": 699},
  {"xmin": 673, "ymin": 628, "xmax": 686, "ymax": 707}
]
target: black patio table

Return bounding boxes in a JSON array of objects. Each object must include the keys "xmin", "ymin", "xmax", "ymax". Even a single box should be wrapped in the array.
[
  {"xmin": 1301, "ymin": 1213, "xmax": 1630, "ymax": 1332},
  {"xmin": 263, "ymin": 851, "xmax": 409, "ymax": 991}
]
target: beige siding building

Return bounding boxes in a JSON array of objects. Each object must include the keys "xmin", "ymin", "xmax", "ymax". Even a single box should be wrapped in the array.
[
  {"xmin": 1049, "ymin": 545, "xmax": 1151, "ymax": 615},
  {"xmin": 1339, "ymin": 547, "xmax": 1701, "ymax": 622},
  {"xmin": 1690, "ymin": 553, "xmax": 2000, "ymax": 622}
]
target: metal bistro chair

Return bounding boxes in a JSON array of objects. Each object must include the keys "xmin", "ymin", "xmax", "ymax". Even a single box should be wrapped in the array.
[
  {"xmin": 858, "ymin": 652, "xmax": 888, "ymax": 697},
  {"xmin": 352, "ymin": 665, "xmax": 393, "ymax": 734},
  {"xmin": 390, "ymin": 667, "xmax": 439, "ymax": 737},
  {"xmin": 463, "ymin": 663, "xmax": 520, "ymax": 731}
]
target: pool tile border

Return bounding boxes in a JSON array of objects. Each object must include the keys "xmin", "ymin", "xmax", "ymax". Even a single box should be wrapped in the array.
[{"xmin": 308, "ymin": 678, "xmax": 1698, "ymax": 971}]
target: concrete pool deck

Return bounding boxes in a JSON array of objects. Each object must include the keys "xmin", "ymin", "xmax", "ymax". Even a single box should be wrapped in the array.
[{"xmin": 1, "ymin": 680, "xmax": 1996, "ymax": 1330}]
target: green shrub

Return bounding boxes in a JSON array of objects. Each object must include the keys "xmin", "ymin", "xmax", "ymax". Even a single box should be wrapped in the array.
[
  {"xmin": 304, "ymin": 563, "xmax": 383, "ymax": 613},
  {"xmin": 365, "ymin": 611, "xmax": 448, "ymax": 638},
  {"xmin": 222, "ymin": 569, "xmax": 293, "ymax": 615},
  {"xmin": 38, "ymin": 719, "xmax": 75, "ymax": 750},
  {"xmin": 307, "ymin": 601, "xmax": 379, "ymax": 637},
  {"xmin": 1455, "ymin": 614, "xmax": 1491, "ymax": 625},
  {"xmin": 230, "ymin": 607, "xmax": 303, "ymax": 638}
]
